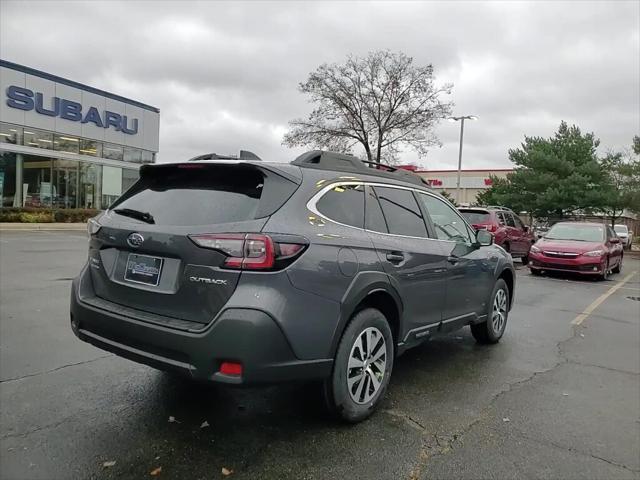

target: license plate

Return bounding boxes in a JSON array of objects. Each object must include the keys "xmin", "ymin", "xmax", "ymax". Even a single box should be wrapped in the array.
[{"xmin": 124, "ymin": 253, "xmax": 163, "ymax": 286}]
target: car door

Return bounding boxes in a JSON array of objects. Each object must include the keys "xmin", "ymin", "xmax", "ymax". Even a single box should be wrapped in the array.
[
  {"xmin": 365, "ymin": 185, "xmax": 447, "ymax": 338},
  {"xmin": 606, "ymin": 226, "xmax": 622, "ymax": 267},
  {"xmin": 509, "ymin": 212, "xmax": 528, "ymax": 254},
  {"xmin": 417, "ymin": 193, "xmax": 495, "ymax": 332},
  {"xmin": 504, "ymin": 212, "xmax": 523, "ymax": 254}
]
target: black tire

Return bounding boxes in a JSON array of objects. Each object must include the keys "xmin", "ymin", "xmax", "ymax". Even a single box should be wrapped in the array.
[
  {"xmin": 323, "ymin": 308, "xmax": 394, "ymax": 423},
  {"xmin": 521, "ymin": 254, "xmax": 529, "ymax": 265},
  {"xmin": 530, "ymin": 268, "xmax": 542, "ymax": 276},
  {"xmin": 503, "ymin": 243, "xmax": 511, "ymax": 254},
  {"xmin": 471, "ymin": 279, "xmax": 509, "ymax": 344},
  {"xmin": 598, "ymin": 259, "xmax": 609, "ymax": 281},
  {"xmin": 612, "ymin": 257, "xmax": 622, "ymax": 274}
]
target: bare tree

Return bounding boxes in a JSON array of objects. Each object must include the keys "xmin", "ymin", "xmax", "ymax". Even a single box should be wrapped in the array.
[{"xmin": 283, "ymin": 51, "xmax": 453, "ymax": 164}]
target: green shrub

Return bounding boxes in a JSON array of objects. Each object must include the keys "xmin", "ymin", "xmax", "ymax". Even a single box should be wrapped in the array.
[{"xmin": 0, "ymin": 208, "xmax": 99, "ymax": 223}]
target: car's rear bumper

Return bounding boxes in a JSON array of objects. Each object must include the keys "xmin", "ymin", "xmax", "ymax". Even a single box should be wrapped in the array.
[
  {"xmin": 528, "ymin": 254, "xmax": 605, "ymax": 275},
  {"xmin": 70, "ymin": 268, "xmax": 333, "ymax": 385}
]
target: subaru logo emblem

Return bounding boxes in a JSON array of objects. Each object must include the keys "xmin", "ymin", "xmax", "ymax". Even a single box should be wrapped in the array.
[{"xmin": 127, "ymin": 233, "xmax": 144, "ymax": 248}]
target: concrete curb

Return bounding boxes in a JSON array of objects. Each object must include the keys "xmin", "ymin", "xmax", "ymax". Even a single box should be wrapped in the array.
[{"xmin": 0, "ymin": 223, "xmax": 87, "ymax": 232}]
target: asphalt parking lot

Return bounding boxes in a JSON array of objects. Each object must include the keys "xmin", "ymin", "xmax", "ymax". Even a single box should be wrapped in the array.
[{"xmin": 1, "ymin": 230, "xmax": 639, "ymax": 480}]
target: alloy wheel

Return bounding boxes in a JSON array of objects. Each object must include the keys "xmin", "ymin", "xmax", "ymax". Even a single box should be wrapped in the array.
[
  {"xmin": 491, "ymin": 288, "xmax": 508, "ymax": 334},
  {"xmin": 346, "ymin": 327, "xmax": 387, "ymax": 404}
]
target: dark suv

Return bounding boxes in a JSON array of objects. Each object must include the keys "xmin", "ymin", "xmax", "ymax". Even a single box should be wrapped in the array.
[
  {"xmin": 71, "ymin": 150, "xmax": 515, "ymax": 422},
  {"xmin": 458, "ymin": 206, "xmax": 534, "ymax": 263}
]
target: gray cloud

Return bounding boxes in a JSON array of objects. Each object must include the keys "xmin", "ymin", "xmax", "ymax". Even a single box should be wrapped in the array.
[{"xmin": 1, "ymin": 0, "xmax": 638, "ymax": 169}]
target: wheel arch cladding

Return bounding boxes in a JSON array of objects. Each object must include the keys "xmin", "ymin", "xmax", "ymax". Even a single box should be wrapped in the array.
[
  {"xmin": 498, "ymin": 268, "xmax": 515, "ymax": 310},
  {"xmin": 331, "ymin": 272, "xmax": 403, "ymax": 356}
]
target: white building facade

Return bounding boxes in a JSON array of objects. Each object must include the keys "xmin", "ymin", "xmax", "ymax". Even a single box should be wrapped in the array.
[{"xmin": 0, "ymin": 59, "xmax": 159, "ymax": 209}]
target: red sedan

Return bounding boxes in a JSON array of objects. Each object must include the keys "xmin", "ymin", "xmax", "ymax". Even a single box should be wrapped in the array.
[{"xmin": 528, "ymin": 222, "xmax": 623, "ymax": 280}]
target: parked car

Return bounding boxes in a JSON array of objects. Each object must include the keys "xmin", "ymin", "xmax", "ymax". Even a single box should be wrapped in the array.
[
  {"xmin": 528, "ymin": 222, "xmax": 623, "ymax": 280},
  {"xmin": 613, "ymin": 224, "xmax": 633, "ymax": 250},
  {"xmin": 458, "ymin": 206, "xmax": 535, "ymax": 263},
  {"xmin": 70, "ymin": 150, "xmax": 515, "ymax": 422}
]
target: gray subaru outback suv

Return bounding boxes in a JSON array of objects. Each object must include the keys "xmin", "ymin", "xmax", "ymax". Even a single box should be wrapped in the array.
[{"xmin": 71, "ymin": 150, "xmax": 515, "ymax": 422}]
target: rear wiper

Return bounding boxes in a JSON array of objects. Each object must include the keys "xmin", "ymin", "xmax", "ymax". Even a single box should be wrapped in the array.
[{"xmin": 113, "ymin": 208, "xmax": 155, "ymax": 224}]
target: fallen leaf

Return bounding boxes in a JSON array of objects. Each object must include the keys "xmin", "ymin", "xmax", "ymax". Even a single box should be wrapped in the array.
[
  {"xmin": 562, "ymin": 393, "xmax": 569, "ymax": 396},
  {"xmin": 103, "ymin": 460, "xmax": 117, "ymax": 468},
  {"xmin": 200, "ymin": 421, "xmax": 210, "ymax": 429},
  {"xmin": 150, "ymin": 466, "xmax": 162, "ymax": 476},
  {"xmin": 579, "ymin": 334, "xmax": 585, "ymax": 338},
  {"xmin": 222, "ymin": 467, "xmax": 234, "ymax": 476},
  {"xmin": 168, "ymin": 416, "xmax": 179, "ymax": 423},
  {"xmin": 502, "ymin": 417, "xmax": 510, "ymax": 423},
  {"xmin": 155, "ymin": 456, "xmax": 160, "ymax": 460}
]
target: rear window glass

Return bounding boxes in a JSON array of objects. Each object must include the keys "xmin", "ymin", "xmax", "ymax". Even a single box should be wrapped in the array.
[
  {"xmin": 110, "ymin": 166, "xmax": 264, "ymax": 226},
  {"xmin": 317, "ymin": 184, "xmax": 365, "ymax": 228},
  {"xmin": 460, "ymin": 210, "xmax": 491, "ymax": 224},
  {"xmin": 614, "ymin": 225, "xmax": 628, "ymax": 233}
]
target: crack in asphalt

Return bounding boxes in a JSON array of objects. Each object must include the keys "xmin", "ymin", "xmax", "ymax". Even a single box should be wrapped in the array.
[
  {"xmin": 564, "ymin": 358, "xmax": 640, "ymax": 376},
  {"xmin": 495, "ymin": 425, "xmax": 640, "ymax": 474},
  {"xmin": 0, "ymin": 354, "xmax": 113, "ymax": 384},
  {"xmin": 401, "ymin": 311, "xmax": 636, "ymax": 479}
]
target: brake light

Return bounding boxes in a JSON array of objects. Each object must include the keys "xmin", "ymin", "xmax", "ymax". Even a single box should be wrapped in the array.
[
  {"xmin": 486, "ymin": 224, "xmax": 497, "ymax": 233},
  {"xmin": 189, "ymin": 233, "xmax": 305, "ymax": 270},
  {"xmin": 220, "ymin": 361, "xmax": 243, "ymax": 376}
]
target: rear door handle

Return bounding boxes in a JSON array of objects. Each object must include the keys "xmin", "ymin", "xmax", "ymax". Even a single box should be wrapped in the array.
[
  {"xmin": 386, "ymin": 252, "xmax": 405, "ymax": 263},
  {"xmin": 447, "ymin": 256, "xmax": 460, "ymax": 265}
]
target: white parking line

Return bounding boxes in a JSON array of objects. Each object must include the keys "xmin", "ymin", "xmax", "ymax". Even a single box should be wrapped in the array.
[{"xmin": 571, "ymin": 271, "xmax": 638, "ymax": 326}]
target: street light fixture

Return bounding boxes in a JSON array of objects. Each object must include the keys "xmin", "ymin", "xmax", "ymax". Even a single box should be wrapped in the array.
[{"xmin": 448, "ymin": 115, "xmax": 478, "ymax": 204}]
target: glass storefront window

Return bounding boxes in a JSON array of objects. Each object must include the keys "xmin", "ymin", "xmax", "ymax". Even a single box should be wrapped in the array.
[
  {"xmin": 23, "ymin": 128, "xmax": 54, "ymax": 150},
  {"xmin": 0, "ymin": 123, "xmax": 22, "ymax": 145},
  {"xmin": 53, "ymin": 159, "xmax": 79, "ymax": 208},
  {"xmin": 123, "ymin": 147, "xmax": 142, "ymax": 163},
  {"xmin": 103, "ymin": 143, "xmax": 124, "ymax": 161},
  {"xmin": 102, "ymin": 165, "xmax": 123, "ymax": 208},
  {"xmin": 0, "ymin": 152, "xmax": 18, "ymax": 207},
  {"xmin": 79, "ymin": 139, "xmax": 102, "ymax": 157},
  {"xmin": 23, "ymin": 156, "xmax": 53, "ymax": 208},
  {"xmin": 122, "ymin": 168, "xmax": 139, "ymax": 193},
  {"xmin": 79, "ymin": 162, "xmax": 101, "ymax": 209},
  {"xmin": 54, "ymin": 135, "xmax": 80, "ymax": 154}
]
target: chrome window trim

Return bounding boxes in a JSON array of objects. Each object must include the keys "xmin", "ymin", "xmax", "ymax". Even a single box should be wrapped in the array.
[{"xmin": 306, "ymin": 181, "xmax": 475, "ymax": 244}]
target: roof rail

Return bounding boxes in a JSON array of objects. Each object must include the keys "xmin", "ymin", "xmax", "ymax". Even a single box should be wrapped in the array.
[
  {"xmin": 189, "ymin": 150, "xmax": 262, "ymax": 161},
  {"xmin": 291, "ymin": 150, "xmax": 430, "ymax": 188},
  {"xmin": 485, "ymin": 205, "xmax": 511, "ymax": 211}
]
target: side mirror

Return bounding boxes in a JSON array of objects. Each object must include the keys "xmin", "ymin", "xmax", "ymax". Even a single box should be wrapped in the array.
[
  {"xmin": 610, "ymin": 237, "xmax": 620, "ymax": 244},
  {"xmin": 476, "ymin": 229, "xmax": 493, "ymax": 247},
  {"xmin": 523, "ymin": 225, "xmax": 530, "ymax": 233}
]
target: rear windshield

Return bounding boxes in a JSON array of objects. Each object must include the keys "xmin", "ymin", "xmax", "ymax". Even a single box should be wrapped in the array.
[
  {"xmin": 459, "ymin": 210, "xmax": 491, "ymax": 224},
  {"xmin": 546, "ymin": 224, "xmax": 604, "ymax": 242},
  {"xmin": 614, "ymin": 225, "xmax": 628, "ymax": 233},
  {"xmin": 110, "ymin": 165, "xmax": 264, "ymax": 226}
]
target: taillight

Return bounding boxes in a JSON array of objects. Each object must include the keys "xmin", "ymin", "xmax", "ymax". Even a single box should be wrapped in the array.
[
  {"xmin": 486, "ymin": 224, "xmax": 497, "ymax": 232},
  {"xmin": 189, "ymin": 233, "xmax": 306, "ymax": 270}
]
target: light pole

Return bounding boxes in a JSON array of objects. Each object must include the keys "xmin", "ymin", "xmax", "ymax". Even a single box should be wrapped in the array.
[{"xmin": 448, "ymin": 115, "xmax": 478, "ymax": 204}]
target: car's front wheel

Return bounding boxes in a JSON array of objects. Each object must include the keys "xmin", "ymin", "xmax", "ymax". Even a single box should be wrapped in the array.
[
  {"xmin": 471, "ymin": 278, "xmax": 509, "ymax": 344},
  {"xmin": 324, "ymin": 308, "xmax": 394, "ymax": 423}
]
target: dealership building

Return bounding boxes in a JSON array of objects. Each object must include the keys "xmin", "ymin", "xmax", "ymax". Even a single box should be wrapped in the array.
[{"xmin": 0, "ymin": 60, "xmax": 159, "ymax": 210}]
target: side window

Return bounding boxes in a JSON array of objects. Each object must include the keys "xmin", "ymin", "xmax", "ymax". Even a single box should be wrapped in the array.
[
  {"xmin": 512, "ymin": 214, "xmax": 524, "ymax": 229},
  {"xmin": 505, "ymin": 213, "xmax": 516, "ymax": 227},
  {"xmin": 373, "ymin": 186, "xmax": 428, "ymax": 237},
  {"xmin": 496, "ymin": 212, "xmax": 507, "ymax": 225},
  {"xmin": 419, "ymin": 193, "xmax": 473, "ymax": 243},
  {"xmin": 607, "ymin": 227, "xmax": 616, "ymax": 240},
  {"xmin": 316, "ymin": 184, "xmax": 365, "ymax": 228},
  {"xmin": 365, "ymin": 187, "xmax": 388, "ymax": 233}
]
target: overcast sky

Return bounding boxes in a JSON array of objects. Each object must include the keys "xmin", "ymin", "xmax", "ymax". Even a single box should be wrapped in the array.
[{"xmin": 1, "ymin": 0, "xmax": 638, "ymax": 170}]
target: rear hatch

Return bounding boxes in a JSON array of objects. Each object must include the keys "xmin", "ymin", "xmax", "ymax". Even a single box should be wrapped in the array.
[
  {"xmin": 459, "ymin": 209, "xmax": 493, "ymax": 230},
  {"xmin": 88, "ymin": 162, "xmax": 300, "ymax": 326}
]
